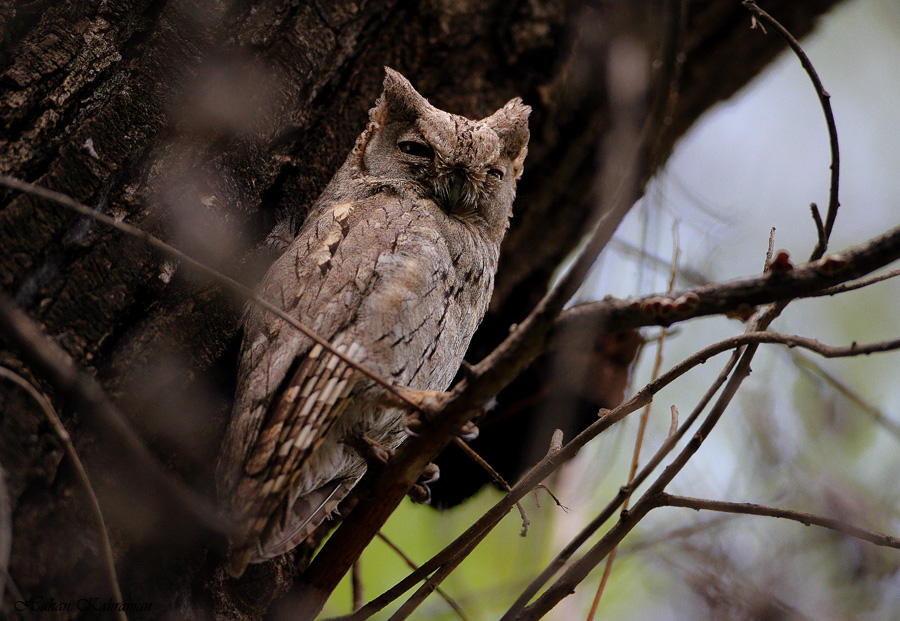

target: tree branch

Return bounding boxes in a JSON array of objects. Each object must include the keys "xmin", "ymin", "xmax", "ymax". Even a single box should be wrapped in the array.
[
  {"xmin": 743, "ymin": 0, "xmax": 841, "ymax": 255},
  {"xmin": 558, "ymin": 222, "xmax": 900, "ymax": 335},
  {"xmin": 660, "ymin": 493, "xmax": 900, "ymax": 549}
]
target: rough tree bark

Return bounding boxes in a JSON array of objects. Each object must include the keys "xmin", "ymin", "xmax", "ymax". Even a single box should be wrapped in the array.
[{"xmin": 0, "ymin": 0, "xmax": 846, "ymax": 618}]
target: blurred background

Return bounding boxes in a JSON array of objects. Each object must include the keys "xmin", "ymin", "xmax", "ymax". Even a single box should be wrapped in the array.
[{"xmin": 324, "ymin": 0, "xmax": 900, "ymax": 617}]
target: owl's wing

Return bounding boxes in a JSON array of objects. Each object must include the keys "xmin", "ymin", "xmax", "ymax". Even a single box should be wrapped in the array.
[{"xmin": 226, "ymin": 336, "xmax": 366, "ymax": 576}]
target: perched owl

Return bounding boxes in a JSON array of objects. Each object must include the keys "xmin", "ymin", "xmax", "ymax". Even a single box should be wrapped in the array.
[{"xmin": 216, "ymin": 68, "xmax": 530, "ymax": 577}]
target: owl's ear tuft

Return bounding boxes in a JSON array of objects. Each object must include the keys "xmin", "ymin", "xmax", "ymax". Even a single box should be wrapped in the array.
[
  {"xmin": 354, "ymin": 68, "xmax": 428, "ymax": 163},
  {"xmin": 485, "ymin": 98, "xmax": 531, "ymax": 179},
  {"xmin": 369, "ymin": 67, "xmax": 429, "ymax": 127}
]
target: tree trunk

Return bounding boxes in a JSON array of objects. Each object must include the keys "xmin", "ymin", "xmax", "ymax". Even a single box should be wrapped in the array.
[{"xmin": 0, "ymin": 0, "xmax": 845, "ymax": 618}]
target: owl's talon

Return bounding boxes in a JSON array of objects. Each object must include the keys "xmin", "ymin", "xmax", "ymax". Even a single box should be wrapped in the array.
[
  {"xmin": 408, "ymin": 462, "xmax": 440, "ymax": 504},
  {"xmin": 408, "ymin": 483, "xmax": 431, "ymax": 504},
  {"xmin": 346, "ymin": 434, "xmax": 394, "ymax": 465},
  {"xmin": 420, "ymin": 462, "xmax": 440, "ymax": 485},
  {"xmin": 458, "ymin": 421, "xmax": 479, "ymax": 442},
  {"xmin": 403, "ymin": 413, "xmax": 423, "ymax": 436}
]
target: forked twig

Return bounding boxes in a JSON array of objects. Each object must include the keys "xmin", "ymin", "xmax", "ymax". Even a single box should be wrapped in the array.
[
  {"xmin": 743, "ymin": 0, "xmax": 841, "ymax": 257},
  {"xmin": 814, "ymin": 267, "xmax": 900, "ymax": 297},
  {"xmin": 452, "ymin": 438, "xmax": 530, "ymax": 536},
  {"xmin": 375, "ymin": 532, "xmax": 470, "ymax": 621}
]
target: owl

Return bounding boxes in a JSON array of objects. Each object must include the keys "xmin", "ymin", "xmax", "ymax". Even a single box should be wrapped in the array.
[{"xmin": 216, "ymin": 68, "xmax": 530, "ymax": 578}]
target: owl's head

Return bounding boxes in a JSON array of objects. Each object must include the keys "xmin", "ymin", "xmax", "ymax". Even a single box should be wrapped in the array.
[{"xmin": 355, "ymin": 68, "xmax": 530, "ymax": 237}]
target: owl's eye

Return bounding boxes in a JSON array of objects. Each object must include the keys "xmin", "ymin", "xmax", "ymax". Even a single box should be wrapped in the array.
[
  {"xmin": 488, "ymin": 168, "xmax": 504, "ymax": 180},
  {"xmin": 398, "ymin": 141, "xmax": 434, "ymax": 159}
]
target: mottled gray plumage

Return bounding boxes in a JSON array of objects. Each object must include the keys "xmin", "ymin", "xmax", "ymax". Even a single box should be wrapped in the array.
[{"xmin": 217, "ymin": 68, "xmax": 530, "ymax": 577}]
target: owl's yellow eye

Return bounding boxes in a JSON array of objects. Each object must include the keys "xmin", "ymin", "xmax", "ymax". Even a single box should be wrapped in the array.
[
  {"xmin": 488, "ymin": 168, "xmax": 504, "ymax": 180},
  {"xmin": 398, "ymin": 141, "xmax": 434, "ymax": 159}
]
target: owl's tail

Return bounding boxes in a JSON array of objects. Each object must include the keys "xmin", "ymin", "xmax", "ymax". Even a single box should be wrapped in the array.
[
  {"xmin": 261, "ymin": 478, "xmax": 355, "ymax": 560},
  {"xmin": 226, "ymin": 477, "xmax": 355, "ymax": 578}
]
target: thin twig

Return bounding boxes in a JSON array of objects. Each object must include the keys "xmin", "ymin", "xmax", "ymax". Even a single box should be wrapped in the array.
[
  {"xmin": 375, "ymin": 533, "xmax": 470, "ymax": 621},
  {"xmin": 743, "ymin": 0, "xmax": 841, "ymax": 257},
  {"xmin": 589, "ymin": 222, "xmax": 681, "ymax": 619},
  {"xmin": 810, "ymin": 203, "xmax": 826, "ymax": 250},
  {"xmin": 0, "ymin": 174, "xmax": 424, "ymax": 415},
  {"xmin": 660, "ymin": 494, "xmax": 900, "ymax": 549},
  {"xmin": 351, "ymin": 561, "xmax": 364, "ymax": 613},
  {"xmin": 766, "ymin": 227, "xmax": 776, "ymax": 266},
  {"xmin": 813, "ymin": 267, "xmax": 900, "ymax": 297},
  {"xmin": 0, "ymin": 367, "xmax": 127, "ymax": 621},
  {"xmin": 452, "ymin": 438, "xmax": 530, "ymax": 536},
  {"xmin": 667, "ymin": 405, "xmax": 679, "ymax": 439}
]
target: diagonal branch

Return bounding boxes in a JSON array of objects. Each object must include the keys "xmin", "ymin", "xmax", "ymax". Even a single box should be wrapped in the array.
[{"xmin": 0, "ymin": 174, "xmax": 423, "ymax": 414}]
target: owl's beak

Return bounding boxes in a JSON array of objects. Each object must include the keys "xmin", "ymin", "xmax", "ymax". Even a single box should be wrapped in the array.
[{"xmin": 444, "ymin": 169, "xmax": 468, "ymax": 212}]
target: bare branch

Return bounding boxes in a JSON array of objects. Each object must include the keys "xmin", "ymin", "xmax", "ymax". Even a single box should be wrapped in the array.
[
  {"xmin": 351, "ymin": 561, "xmax": 364, "ymax": 613},
  {"xmin": 668, "ymin": 405, "xmax": 679, "ymax": 439},
  {"xmin": 810, "ymin": 203, "xmax": 827, "ymax": 251},
  {"xmin": 743, "ymin": 0, "xmax": 841, "ymax": 256},
  {"xmin": 813, "ymin": 267, "xmax": 900, "ymax": 297},
  {"xmin": 452, "ymin": 438, "xmax": 530, "ymax": 536},
  {"xmin": 375, "ymin": 533, "xmax": 470, "ymax": 621},
  {"xmin": 660, "ymin": 494, "xmax": 900, "ymax": 549},
  {"xmin": 558, "ymin": 222, "xmax": 900, "ymax": 335},
  {"xmin": 0, "ymin": 174, "xmax": 424, "ymax": 414}
]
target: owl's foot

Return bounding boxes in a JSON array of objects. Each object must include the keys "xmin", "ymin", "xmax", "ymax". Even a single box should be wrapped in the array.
[
  {"xmin": 383, "ymin": 386, "xmax": 446, "ymax": 415},
  {"xmin": 408, "ymin": 462, "xmax": 440, "ymax": 504},
  {"xmin": 458, "ymin": 421, "xmax": 479, "ymax": 442},
  {"xmin": 345, "ymin": 433, "xmax": 394, "ymax": 465},
  {"xmin": 402, "ymin": 412, "xmax": 423, "ymax": 436},
  {"xmin": 403, "ymin": 414, "xmax": 478, "ymax": 442}
]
